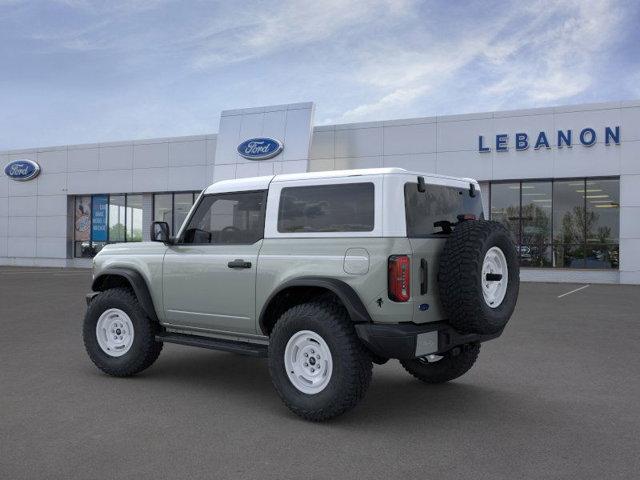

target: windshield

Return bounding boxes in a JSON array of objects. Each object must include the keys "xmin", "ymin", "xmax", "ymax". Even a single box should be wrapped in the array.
[{"xmin": 404, "ymin": 182, "xmax": 484, "ymax": 237}]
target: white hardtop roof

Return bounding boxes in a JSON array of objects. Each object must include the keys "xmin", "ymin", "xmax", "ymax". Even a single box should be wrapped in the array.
[{"xmin": 203, "ymin": 168, "xmax": 477, "ymax": 194}]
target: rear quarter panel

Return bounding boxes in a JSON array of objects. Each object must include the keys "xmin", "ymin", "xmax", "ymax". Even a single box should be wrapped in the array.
[{"xmin": 256, "ymin": 238, "xmax": 414, "ymax": 327}]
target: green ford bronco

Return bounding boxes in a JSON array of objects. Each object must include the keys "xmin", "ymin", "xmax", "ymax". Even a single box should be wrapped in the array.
[{"xmin": 83, "ymin": 168, "xmax": 519, "ymax": 421}]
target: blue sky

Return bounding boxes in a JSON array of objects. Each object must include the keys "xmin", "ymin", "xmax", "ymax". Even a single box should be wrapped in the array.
[{"xmin": 1, "ymin": 0, "xmax": 639, "ymax": 150}]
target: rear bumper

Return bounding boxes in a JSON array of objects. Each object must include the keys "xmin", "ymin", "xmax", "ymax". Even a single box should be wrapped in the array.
[{"xmin": 354, "ymin": 321, "xmax": 502, "ymax": 360}]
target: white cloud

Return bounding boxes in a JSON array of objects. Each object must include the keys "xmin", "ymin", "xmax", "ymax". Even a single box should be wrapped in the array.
[{"xmin": 335, "ymin": 0, "xmax": 625, "ymax": 122}]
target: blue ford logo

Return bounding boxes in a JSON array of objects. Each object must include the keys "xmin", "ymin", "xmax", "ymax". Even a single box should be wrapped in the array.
[
  {"xmin": 4, "ymin": 159, "xmax": 41, "ymax": 181},
  {"xmin": 237, "ymin": 137, "xmax": 283, "ymax": 160}
]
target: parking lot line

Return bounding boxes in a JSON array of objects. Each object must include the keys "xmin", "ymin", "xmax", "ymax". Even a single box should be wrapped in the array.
[{"xmin": 557, "ymin": 284, "xmax": 590, "ymax": 298}]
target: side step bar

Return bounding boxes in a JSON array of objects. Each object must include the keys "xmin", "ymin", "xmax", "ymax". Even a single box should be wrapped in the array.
[{"xmin": 156, "ymin": 332, "xmax": 268, "ymax": 358}]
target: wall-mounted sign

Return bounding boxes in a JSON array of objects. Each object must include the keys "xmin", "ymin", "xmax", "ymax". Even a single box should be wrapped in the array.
[
  {"xmin": 237, "ymin": 137, "xmax": 283, "ymax": 160},
  {"xmin": 91, "ymin": 195, "xmax": 108, "ymax": 242},
  {"xmin": 4, "ymin": 159, "xmax": 41, "ymax": 181},
  {"xmin": 478, "ymin": 126, "xmax": 620, "ymax": 153},
  {"xmin": 75, "ymin": 196, "xmax": 91, "ymax": 242}
]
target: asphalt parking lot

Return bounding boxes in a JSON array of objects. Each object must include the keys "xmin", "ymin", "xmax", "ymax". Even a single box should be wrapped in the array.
[{"xmin": 1, "ymin": 267, "xmax": 639, "ymax": 480}]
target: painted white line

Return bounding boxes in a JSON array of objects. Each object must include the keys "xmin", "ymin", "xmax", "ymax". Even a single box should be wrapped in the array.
[{"xmin": 557, "ymin": 284, "xmax": 590, "ymax": 298}]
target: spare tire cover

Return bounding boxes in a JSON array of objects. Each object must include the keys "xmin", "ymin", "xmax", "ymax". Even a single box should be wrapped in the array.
[{"xmin": 437, "ymin": 220, "xmax": 519, "ymax": 334}]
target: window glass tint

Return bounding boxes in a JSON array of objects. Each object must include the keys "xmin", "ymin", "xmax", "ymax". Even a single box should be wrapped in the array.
[
  {"xmin": 490, "ymin": 183, "xmax": 520, "ymax": 243},
  {"xmin": 553, "ymin": 180, "xmax": 586, "ymax": 245},
  {"xmin": 126, "ymin": 194, "xmax": 143, "ymax": 242},
  {"xmin": 585, "ymin": 179, "xmax": 619, "ymax": 244},
  {"xmin": 154, "ymin": 193, "xmax": 172, "ymax": 230},
  {"xmin": 109, "ymin": 195, "xmax": 126, "ymax": 242},
  {"xmin": 183, "ymin": 191, "xmax": 266, "ymax": 244},
  {"xmin": 489, "ymin": 178, "xmax": 620, "ymax": 270},
  {"xmin": 404, "ymin": 183, "xmax": 483, "ymax": 237},
  {"xmin": 278, "ymin": 183, "xmax": 374, "ymax": 233},
  {"xmin": 520, "ymin": 181, "xmax": 552, "ymax": 267}
]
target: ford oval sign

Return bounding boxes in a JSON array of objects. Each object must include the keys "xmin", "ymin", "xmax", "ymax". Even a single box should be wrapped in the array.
[
  {"xmin": 4, "ymin": 159, "xmax": 41, "ymax": 181},
  {"xmin": 237, "ymin": 138, "xmax": 283, "ymax": 160}
]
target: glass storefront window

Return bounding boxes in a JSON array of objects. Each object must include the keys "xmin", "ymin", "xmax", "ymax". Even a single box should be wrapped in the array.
[
  {"xmin": 490, "ymin": 178, "xmax": 620, "ymax": 270},
  {"xmin": 521, "ymin": 181, "xmax": 552, "ymax": 267},
  {"xmin": 490, "ymin": 183, "xmax": 520, "ymax": 243},
  {"xmin": 109, "ymin": 195, "xmax": 126, "ymax": 243},
  {"xmin": 174, "ymin": 193, "xmax": 195, "ymax": 234},
  {"xmin": 152, "ymin": 191, "xmax": 199, "ymax": 234},
  {"xmin": 126, "ymin": 194, "xmax": 143, "ymax": 242},
  {"xmin": 154, "ymin": 193, "xmax": 172, "ymax": 231}
]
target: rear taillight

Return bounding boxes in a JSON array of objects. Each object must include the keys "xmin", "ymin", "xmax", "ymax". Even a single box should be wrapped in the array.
[{"xmin": 388, "ymin": 255, "xmax": 410, "ymax": 302}]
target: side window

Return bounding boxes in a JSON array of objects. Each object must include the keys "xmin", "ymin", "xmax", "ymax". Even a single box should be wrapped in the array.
[
  {"xmin": 182, "ymin": 191, "xmax": 266, "ymax": 245},
  {"xmin": 278, "ymin": 182, "xmax": 374, "ymax": 233}
]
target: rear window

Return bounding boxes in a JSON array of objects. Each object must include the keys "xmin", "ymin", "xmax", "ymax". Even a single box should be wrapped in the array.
[
  {"xmin": 404, "ymin": 182, "xmax": 483, "ymax": 236},
  {"xmin": 278, "ymin": 183, "xmax": 374, "ymax": 233}
]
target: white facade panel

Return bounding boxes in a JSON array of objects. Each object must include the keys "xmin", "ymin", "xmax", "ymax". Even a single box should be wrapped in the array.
[
  {"xmin": 37, "ymin": 215, "xmax": 67, "ymax": 237},
  {"xmin": 309, "ymin": 130, "xmax": 334, "ymax": 160},
  {"xmin": 620, "ymin": 175, "xmax": 640, "ymax": 206},
  {"xmin": 99, "ymin": 144, "xmax": 133, "ymax": 170},
  {"xmin": 8, "ymin": 196, "xmax": 37, "ymax": 217},
  {"xmin": 436, "ymin": 150, "xmax": 492, "ymax": 180},
  {"xmin": 167, "ymin": 165, "xmax": 208, "ymax": 191},
  {"xmin": 134, "ymin": 142, "xmax": 169, "ymax": 169},
  {"xmin": 132, "ymin": 167, "xmax": 169, "ymax": 192},
  {"xmin": 36, "ymin": 237, "xmax": 67, "ymax": 258},
  {"xmin": 8, "ymin": 217, "xmax": 36, "ymax": 237},
  {"xmin": 620, "ymin": 140, "xmax": 640, "ymax": 175},
  {"xmin": 36, "ymin": 149, "xmax": 67, "ymax": 173},
  {"xmin": 169, "ymin": 140, "xmax": 206, "ymax": 167},
  {"xmin": 37, "ymin": 172, "xmax": 67, "ymax": 196},
  {"xmin": 36, "ymin": 195, "xmax": 67, "ymax": 217},
  {"xmin": 68, "ymin": 147, "xmax": 100, "ymax": 171},
  {"xmin": 383, "ymin": 123, "xmax": 436, "ymax": 155},
  {"xmin": 281, "ymin": 107, "xmax": 314, "ymax": 162},
  {"xmin": 0, "ymin": 197, "xmax": 7, "ymax": 217},
  {"xmin": 335, "ymin": 127, "xmax": 382, "ymax": 158},
  {"xmin": 7, "ymin": 237, "xmax": 36, "ymax": 257}
]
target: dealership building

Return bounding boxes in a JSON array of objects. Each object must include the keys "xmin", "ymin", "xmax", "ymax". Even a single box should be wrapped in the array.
[{"xmin": 1, "ymin": 100, "xmax": 639, "ymax": 284}]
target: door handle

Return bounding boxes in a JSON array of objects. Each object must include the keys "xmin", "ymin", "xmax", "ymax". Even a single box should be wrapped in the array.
[{"xmin": 228, "ymin": 259, "xmax": 252, "ymax": 269}]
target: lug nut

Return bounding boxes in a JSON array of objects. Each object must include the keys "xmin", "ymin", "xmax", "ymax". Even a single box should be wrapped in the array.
[{"xmin": 304, "ymin": 362, "xmax": 308, "ymax": 367}]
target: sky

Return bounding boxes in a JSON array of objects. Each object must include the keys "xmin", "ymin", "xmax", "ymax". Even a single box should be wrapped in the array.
[{"xmin": 1, "ymin": 0, "xmax": 639, "ymax": 150}]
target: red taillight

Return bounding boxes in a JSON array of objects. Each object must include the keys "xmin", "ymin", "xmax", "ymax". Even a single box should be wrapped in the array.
[{"xmin": 388, "ymin": 255, "xmax": 410, "ymax": 302}]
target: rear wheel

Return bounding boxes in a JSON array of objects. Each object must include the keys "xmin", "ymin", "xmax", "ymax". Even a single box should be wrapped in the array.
[
  {"xmin": 268, "ymin": 300, "xmax": 372, "ymax": 421},
  {"xmin": 400, "ymin": 343, "xmax": 480, "ymax": 384},
  {"xmin": 83, "ymin": 288, "xmax": 163, "ymax": 377}
]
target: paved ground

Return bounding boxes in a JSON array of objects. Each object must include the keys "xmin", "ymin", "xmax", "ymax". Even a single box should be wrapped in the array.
[{"xmin": 1, "ymin": 267, "xmax": 639, "ymax": 480}]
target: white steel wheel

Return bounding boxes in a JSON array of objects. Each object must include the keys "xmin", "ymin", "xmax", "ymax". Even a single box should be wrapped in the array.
[
  {"xmin": 481, "ymin": 246, "xmax": 509, "ymax": 308},
  {"xmin": 284, "ymin": 330, "xmax": 333, "ymax": 395},
  {"xmin": 95, "ymin": 308, "xmax": 135, "ymax": 357}
]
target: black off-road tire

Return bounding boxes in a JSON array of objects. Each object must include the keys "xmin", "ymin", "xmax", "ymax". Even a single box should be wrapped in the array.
[
  {"xmin": 83, "ymin": 288, "xmax": 163, "ymax": 377},
  {"xmin": 268, "ymin": 300, "xmax": 373, "ymax": 421},
  {"xmin": 438, "ymin": 220, "xmax": 519, "ymax": 334},
  {"xmin": 400, "ymin": 343, "xmax": 480, "ymax": 384}
]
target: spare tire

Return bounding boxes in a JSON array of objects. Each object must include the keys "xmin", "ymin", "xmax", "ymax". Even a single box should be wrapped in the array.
[{"xmin": 438, "ymin": 220, "xmax": 519, "ymax": 334}]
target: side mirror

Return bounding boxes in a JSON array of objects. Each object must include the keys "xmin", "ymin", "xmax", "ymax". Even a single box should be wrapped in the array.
[{"xmin": 151, "ymin": 221, "xmax": 171, "ymax": 243}]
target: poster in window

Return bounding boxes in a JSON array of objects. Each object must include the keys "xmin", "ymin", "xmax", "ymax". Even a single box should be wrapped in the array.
[
  {"xmin": 91, "ymin": 195, "xmax": 108, "ymax": 242},
  {"xmin": 75, "ymin": 196, "xmax": 91, "ymax": 242}
]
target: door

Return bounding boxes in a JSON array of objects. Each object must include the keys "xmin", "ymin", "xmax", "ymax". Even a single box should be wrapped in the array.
[{"xmin": 162, "ymin": 190, "xmax": 267, "ymax": 335}]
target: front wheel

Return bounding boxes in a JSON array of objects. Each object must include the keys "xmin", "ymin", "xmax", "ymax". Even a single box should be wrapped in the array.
[
  {"xmin": 83, "ymin": 288, "xmax": 163, "ymax": 377},
  {"xmin": 268, "ymin": 300, "xmax": 372, "ymax": 421},
  {"xmin": 400, "ymin": 343, "xmax": 480, "ymax": 384}
]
